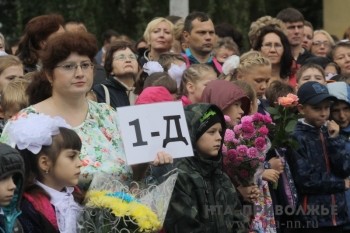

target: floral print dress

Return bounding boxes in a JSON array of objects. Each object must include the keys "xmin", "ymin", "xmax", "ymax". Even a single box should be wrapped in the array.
[{"xmin": 0, "ymin": 101, "xmax": 132, "ymax": 191}]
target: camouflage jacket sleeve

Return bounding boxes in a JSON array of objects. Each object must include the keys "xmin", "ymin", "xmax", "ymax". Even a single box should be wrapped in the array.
[{"xmin": 164, "ymin": 171, "xmax": 210, "ymax": 233}]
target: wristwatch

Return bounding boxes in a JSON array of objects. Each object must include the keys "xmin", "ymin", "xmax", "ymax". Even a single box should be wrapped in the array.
[{"xmin": 264, "ymin": 161, "xmax": 271, "ymax": 169}]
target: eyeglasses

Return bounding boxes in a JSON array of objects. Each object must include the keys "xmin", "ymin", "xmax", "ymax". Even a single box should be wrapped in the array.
[
  {"xmin": 113, "ymin": 54, "xmax": 138, "ymax": 61},
  {"xmin": 312, "ymin": 41, "xmax": 330, "ymax": 47},
  {"xmin": 56, "ymin": 62, "xmax": 94, "ymax": 72},
  {"xmin": 262, "ymin": 43, "xmax": 283, "ymax": 50}
]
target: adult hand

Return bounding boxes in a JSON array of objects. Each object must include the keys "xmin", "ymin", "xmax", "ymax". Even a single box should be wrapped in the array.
[
  {"xmin": 262, "ymin": 169, "xmax": 279, "ymax": 183},
  {"xmin": 269, "ymin": 157, "xmax": 284, "ymax": 174},
  {"xmin": 152, "ymin": 151, "xmax": 173, "ymax": 166}
]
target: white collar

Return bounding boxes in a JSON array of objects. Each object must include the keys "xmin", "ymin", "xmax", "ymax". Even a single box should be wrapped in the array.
[
  {"xmin": 35, "ymin": 180, "xmax": 81, "ymax": 233},
  {"xmin": 35, "ymin": 180, "xmax": 74, "ymax": 204}
]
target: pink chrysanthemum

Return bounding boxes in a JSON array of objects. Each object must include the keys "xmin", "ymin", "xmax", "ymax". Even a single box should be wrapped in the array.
[
  {"xmin": 255, "ymin": 137, "xmax": 267, "ymax": 151},
  {"xmin": 224, "ymin": 129, "xmax": 235, "ymax": 142},
  {"xmin": 247, "ymin": 147, "xmax": 258, "ymax": 158},
  {"xmin": 258, "ymin": 125, "xmax": 269, "ymax": 136},
  {"xmin": 236, "ymin": 145, "xmax": 248, "ymax": 156}
]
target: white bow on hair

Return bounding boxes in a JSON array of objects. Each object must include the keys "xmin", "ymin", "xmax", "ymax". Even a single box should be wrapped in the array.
[
  {"xmin": 168, "ymin": 63, "xmax": 187, "ymax": 88},
  {"xmin": 222, "ymin": 55, "xmax": 240, "ymax": 76},
  {"xmin": 7, "ymin": 113, "xmax": 71, "ymax": 154},
  {"xmin": 142, "ymin": 61, "xmax": 164, "ymax": 76}
]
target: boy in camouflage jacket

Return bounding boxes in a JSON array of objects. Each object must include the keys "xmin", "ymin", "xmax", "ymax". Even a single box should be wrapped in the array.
[{"xmin": 164, "ymin": 103, "xmax": 248, "ymax": 233}]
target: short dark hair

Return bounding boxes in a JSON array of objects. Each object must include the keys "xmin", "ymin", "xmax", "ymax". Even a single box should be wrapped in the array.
[
  {"xmin": 102, "ymin": 29, "xmax": 119, "ymax": 44},
  {"xmin": 215, "ymin": 23, "xmax": 243, "ymax": 50},
  {"xmin": 276, "ymin": 7, "xmax": 304, "ymax": 23},
  {"xmin": 104, "ymin": 40, "xmax": 137, "ymax": 74},
  {"xmin": 42, "ymin": 31, "xmax": 98, "ymax": 76},
  {"xmin": 265, "ymin": 80, "xmax": 294, "ymax": 107},
  {"xmin": 184, "ymin": 11, "xmax": 210, "ymax": 33}
]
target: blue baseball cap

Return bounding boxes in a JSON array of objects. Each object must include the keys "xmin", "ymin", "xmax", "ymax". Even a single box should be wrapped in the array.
[{"xmin": 297, "ymin": 81, "xmax": 337, "ymax": 105}]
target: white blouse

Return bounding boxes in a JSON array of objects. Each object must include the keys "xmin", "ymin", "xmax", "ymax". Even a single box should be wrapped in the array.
[{"xmin": 36, "ymin": 181, "xmax": 82, "ymax": 233}]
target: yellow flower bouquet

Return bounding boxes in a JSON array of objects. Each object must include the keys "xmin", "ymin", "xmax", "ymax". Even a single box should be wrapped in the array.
[{"xmin": 77, "ymin": 170, "xmax": 178, "ymax": 233}]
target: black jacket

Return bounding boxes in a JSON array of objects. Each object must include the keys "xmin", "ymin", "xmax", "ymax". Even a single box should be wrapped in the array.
[
  {"xmin": 287, "ymin": 121, "xmax": 350, "ymax": 227},
  {"xmin": 93, "ymin": 76, "xmax": 131, "ymax": 109}
]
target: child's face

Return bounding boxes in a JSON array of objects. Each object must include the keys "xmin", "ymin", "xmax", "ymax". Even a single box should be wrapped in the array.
[
  {"xmin": 196, "ymin": 122, "xmax": 222, "ymax": 157},
  {"xmin": 0, "ymin": 65, "xmax": 23, "ymax": 92},
  {"xmin": 223, "ymin": 100, "xmax": 244, "ymax": 125},
  {"xmin": 298, "ymin": 100, "xmax": 331, "ymax": 128},
  {"xmin": 47, "ymin": 149, "xmax": 82, "ymax": 191},
  {"xmin": 0, "ymin": 175, "xmax": 16, "ymax": 206},
  {"xmin": 331, "ymin": 101, "xmax": 350, "ymax": 128},
  {"xmin": 298, "ymin": 68, "xmax": 326, "ymax": 87},
  {"xmin": 237, "ymin": 65, "xmax": 271, "ymax": 98},
  {"xmin": 324, "ymin": 64, "xmax": 338, "ymax": 80},
  {"xmin": 215, "ymin": 46, "xmax": 235, "ymax": 63},
  {"xmin": 187, "ymin": 70, "xmax": 217, "ymax": 103}
]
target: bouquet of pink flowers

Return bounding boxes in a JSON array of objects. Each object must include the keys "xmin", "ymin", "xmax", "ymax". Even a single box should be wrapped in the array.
[{"xmin": 223, "ymin": 113, "xmax": 273, "ymax": 187}]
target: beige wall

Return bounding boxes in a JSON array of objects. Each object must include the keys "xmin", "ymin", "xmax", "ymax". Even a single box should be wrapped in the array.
[{"xmin": 324, "ymin": 0, "xmax": 350, "ymax": 39}]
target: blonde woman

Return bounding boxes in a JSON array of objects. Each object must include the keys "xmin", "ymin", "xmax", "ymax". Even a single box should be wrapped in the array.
[
  {"xmin": 139, "ymin": 17, "xmax": 174, "ymax": 66},
  {"xmin": 311, "ymin": 30, "xmax": 335, "ymax": 57}
]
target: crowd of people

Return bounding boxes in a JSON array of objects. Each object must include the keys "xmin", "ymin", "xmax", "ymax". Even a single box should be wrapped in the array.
[{"xmin": 0, "ymin": 6, "xmax": 350, "ymax": 233}]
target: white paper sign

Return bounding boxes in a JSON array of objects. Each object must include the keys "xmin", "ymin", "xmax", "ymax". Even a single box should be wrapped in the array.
[{"xmin": 117, "ymin": 101, "xmax": 193, "ymax": 165}]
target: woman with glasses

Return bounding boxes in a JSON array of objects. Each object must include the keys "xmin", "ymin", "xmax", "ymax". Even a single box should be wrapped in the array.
[
  {"xmin": 310, "ymin": 30, "xmax": 335, "ymax": 58},
  {"xmin": 331, "ymin": 40, "xmax": 350, "ymax": 76},
  {"xmin": 93, "ymin": 41, "xmax": 139, "ymax": 108},
  {"xmin": 0, "ymin": 31, "xmax": 172, "ymax": 191},
  {"xmin": 253, "ymin": 26, "xmax": 295, "ymax": 88},
  {"xmin": 138, "ymin": 17, "xmax": 174, "ymax": 67}
]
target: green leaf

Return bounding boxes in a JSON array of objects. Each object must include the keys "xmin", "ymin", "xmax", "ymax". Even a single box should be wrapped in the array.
[
  {"xmin": 273, "ymin": 114, "xmax": 281, "ymax": 120},
  {"xmin": 266, "ymin": 107, "xmax": 279, "ymax": 115},
  {"xmin": 285, "ymin": 120, "xmax": 297, "ymax": 132}
]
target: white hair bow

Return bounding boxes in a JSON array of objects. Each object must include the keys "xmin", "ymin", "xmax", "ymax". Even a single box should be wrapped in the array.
[
  {"xmin": 143, "ymin": 61, "xmax": 164, "ymax": 76},
  {"xmin": 8, "ymin": 113, "xmax": 72, "ymax": 154},
  {"xmin": 168, "ymin": 63, "xmax": 187, "ymax": 88},
  {"xmin": 222, "ymin": 55, "xmax": 240, "ymax": 75}
]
